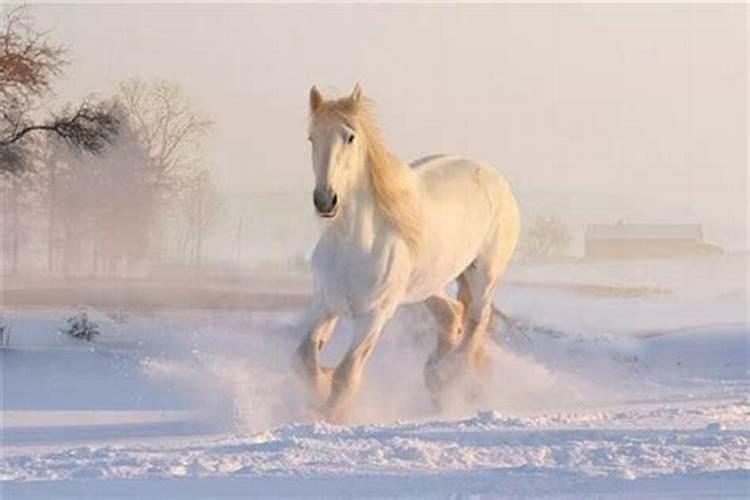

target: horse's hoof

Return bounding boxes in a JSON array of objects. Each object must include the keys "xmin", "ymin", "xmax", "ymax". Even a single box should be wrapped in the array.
[
  {"xmin": 319, "ymin": 400, "xmax": 350, "ymax": 424},
  {"xmin": 462, "ymin": 371, "xmax": 487, "ymax": 404},
  {"xmin": 425, "ymin": 344, "xmax": 494, "ymax": 410},
  {"xmin": 294, "ymin": 362, "xmax": 334, "ymax": 409},
  {"xmin": 290, "ymin": 350, "xmax": 308, "ymax": 380},
  {"xmin": 427, "ymin": 391, "xmax": 445, "ymax": 414},
  {"xmin": 305, "ymin": 402, "xmax": 327, "ymax": 421},
  {"xmin": 424, "ymin": 351, "xmax": 464, "ymax": 403}
]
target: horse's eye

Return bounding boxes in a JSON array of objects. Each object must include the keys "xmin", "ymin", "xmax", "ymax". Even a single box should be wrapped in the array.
[{"xmin": 346, "ymin": 133, "xmax": 355, "ymax": 144}]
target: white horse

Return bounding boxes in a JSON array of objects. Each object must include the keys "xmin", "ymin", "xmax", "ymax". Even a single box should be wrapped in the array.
[{"xmin": 295, "ymin": 84, "xmax": 520, "ymax": 422}]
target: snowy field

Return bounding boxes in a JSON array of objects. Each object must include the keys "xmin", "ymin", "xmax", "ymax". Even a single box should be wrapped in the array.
[{"xmin": 1, "ymin": 255, "xmax": 748, "ymax": 498}]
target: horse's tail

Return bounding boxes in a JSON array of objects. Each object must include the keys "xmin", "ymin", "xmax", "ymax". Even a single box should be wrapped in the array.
[{"xmin": 489, "ymin": 304, "xmax": 533, "ymax": 345}]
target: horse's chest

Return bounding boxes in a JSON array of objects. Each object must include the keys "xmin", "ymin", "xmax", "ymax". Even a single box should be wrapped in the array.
[{"xmin": 311, "ymin": 237, "xmax": 407, "ymax": 316}]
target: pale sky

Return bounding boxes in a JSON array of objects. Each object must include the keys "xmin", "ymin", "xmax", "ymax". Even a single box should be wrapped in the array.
[{"xmin": 31, "ymin": 3, "xmax": 748, "ymax": 251}]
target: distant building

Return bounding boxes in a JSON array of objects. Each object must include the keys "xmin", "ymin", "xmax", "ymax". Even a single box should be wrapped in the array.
[{"xmin": 584, "ymin": 222, "xmax": 722, "ymax": 259}]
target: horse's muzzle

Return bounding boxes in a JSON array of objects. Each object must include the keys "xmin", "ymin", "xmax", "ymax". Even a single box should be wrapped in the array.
[{"xmin": 313, "ymin": 187, "xmax": 338, "ymax": 218}]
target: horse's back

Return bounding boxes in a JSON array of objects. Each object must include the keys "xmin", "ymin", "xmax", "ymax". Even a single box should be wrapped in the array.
[
  {"xmin": 411, "ymin": 154, "xmax": 513, "ymax": 207},
  {"xmin": 409, "ymin": 154, "xmax": 451, "ymax": 169}
]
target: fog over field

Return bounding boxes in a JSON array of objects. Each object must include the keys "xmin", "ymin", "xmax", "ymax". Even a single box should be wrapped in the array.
[
  {"xmin": 29, "ymin": 3, "xmax": 747, "ymax": 265},
  {"xmin": 1, "ymin": 4, "xmax": 748, "ymax": 499}
]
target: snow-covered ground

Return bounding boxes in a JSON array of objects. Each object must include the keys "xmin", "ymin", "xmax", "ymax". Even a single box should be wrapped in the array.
[{"xmin": 1, "ymin": 255, "xmax": 748, "ymax": 498}]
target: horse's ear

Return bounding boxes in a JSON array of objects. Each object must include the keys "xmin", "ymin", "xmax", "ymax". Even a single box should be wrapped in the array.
[
  {"xmin": 310, "ymin": 86, "xmax": 324, "ymax": 113},
  {"xmin": 350, "ymin": 83, "xmax": 363, "ymax": 104}
]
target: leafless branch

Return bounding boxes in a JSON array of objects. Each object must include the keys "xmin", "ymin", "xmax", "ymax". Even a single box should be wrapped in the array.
[
  {"xmin": 116, "ymin": 78, "xmax": 212, "ymax": 187},
  {"xmin": 0, "ymin": 5, "xmax": 66, "ymax": 117},
  {"xmin": 0, "ymin": 100, "xmax": 119, "ymax": 153}
]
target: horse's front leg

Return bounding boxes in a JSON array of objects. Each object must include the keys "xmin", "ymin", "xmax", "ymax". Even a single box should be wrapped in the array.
[
  {"xmin": 323, "ymin": 307, "xmax": 394, "ymax": 423},
  {"xmin": 294, "ymin": 302, "xmax": 338, "ymax": 406}
]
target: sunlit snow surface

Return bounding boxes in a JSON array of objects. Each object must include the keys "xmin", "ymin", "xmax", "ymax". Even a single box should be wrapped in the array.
[{"xmin": 2, "ymin": 255, "xmax": 748, "ymax": 498}]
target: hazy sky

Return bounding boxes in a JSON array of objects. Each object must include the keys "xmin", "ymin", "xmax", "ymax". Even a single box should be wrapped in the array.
[{"xmin": 32, "ymin": 3, "xmax": 747, "ymax": 250}]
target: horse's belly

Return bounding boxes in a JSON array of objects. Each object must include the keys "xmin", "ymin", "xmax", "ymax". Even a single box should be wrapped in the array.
[
  {"xmin": 403, "ymin": 263, "xmax": 465, "ymax": 303},
  {"xmin": 403, "ymin": 161, "xmax": 501, "ymax": 302},
  {"xmin": 403, "ymin": 217, "xmax": 489, "ymax": 303},
  {"xmin": 403, "ymin": 240, "xmax": 482, "ymax": 303}
]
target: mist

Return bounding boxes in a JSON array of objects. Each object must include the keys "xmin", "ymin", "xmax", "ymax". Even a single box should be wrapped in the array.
[{"xmin": 20, "ymin": 2, "xmax": 746, "ymax": 270}]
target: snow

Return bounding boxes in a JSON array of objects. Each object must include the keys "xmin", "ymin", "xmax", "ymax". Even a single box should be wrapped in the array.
[{"xmin": 1, "ymin": 255, "xmax": 748, "ymax": 498}]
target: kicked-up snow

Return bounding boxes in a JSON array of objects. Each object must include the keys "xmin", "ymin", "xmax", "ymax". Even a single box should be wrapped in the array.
[{"xmin": 1, "ymin": 255, "xmax": 748, "ymax": 498}]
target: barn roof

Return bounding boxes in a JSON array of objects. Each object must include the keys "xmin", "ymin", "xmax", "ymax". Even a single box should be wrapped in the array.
[{"xmin": 586, "ymin": 223, "xmax": 703, "ymax": 241}]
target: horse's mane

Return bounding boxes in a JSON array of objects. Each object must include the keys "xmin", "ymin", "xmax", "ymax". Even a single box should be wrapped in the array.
[{"xmin": 312, "ymin": 97, "xmax": 422, "ymax": 252}]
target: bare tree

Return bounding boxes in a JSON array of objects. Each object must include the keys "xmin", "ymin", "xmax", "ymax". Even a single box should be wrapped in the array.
[
  {"xmin": 33, "ymin": 113, "xmax": 155, "ymax": 277},
  {"xmin": 0, "ymin": 5, "xmax": 64, "ymax": 116},
  {"xmin": 0, "ymin": 150, "xmax": 39, "ymax": 273},
  {"xmin": 116, "ymin": 78, "xmax": 212, "ymax": 263},
  {"xmin": 116, "ymin": 79, "xmax": 211, "ymax": 191},
  {"xmin": 87, "ymin": 116, "xmax": 155, "ymax": 275},
  {"xmin": 33, "ymin": 135, "xmax": 70, "ymax": 273},
  {"xmin": 521, "ymin": 215, "xmax": 572, "ymax": 260},
  {"xmin": 0, "ymin": 5, "xmax": 118, "ymax": 173},
  {"xmin": 179, "ymin": 169, "xmax": 221, "ymax": 265}
]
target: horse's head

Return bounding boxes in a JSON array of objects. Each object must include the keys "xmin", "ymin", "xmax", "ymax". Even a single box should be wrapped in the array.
[{"xmin": 307, "ymin": 84, "xmax": 367, "ymax": 219}]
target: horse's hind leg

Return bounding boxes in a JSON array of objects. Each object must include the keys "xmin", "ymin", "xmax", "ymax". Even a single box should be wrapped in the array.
[
  {"xmin": 460, "ymin": 261, "xmax": 498, "ymax": 372},
  {"xmin": 423, "ymin": 292, "xmax": 464, "ymax": 403},
  {"xmin": 460, "ymin": 236, "xmax": 514, "ymax": 372},
  {"xmin": 457, "ymin": 274, "xmax": 472, "ymax": 330}
]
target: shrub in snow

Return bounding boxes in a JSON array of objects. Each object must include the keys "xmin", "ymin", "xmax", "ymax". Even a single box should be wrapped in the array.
[
  {"xmin": 64, "ymin": 311, "xmax": 101, "ymax": 341},
  {"xmin": 0, "ymin": 316, "xmax": 10, "ymax": 347}
]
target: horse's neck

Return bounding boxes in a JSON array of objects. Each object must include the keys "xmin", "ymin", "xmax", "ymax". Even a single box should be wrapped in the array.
[
  {"xmin": 332, "ymin": 157, "xmax": 412, "ymax": 249},
  {"xmin": 333, "ymin": 169, "xmax": 380, "ymax": 245}
]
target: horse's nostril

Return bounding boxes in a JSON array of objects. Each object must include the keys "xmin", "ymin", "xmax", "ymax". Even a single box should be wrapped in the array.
[{"xmin": 313, "ymin": 188, "xmax": 337, "ymax": 215}]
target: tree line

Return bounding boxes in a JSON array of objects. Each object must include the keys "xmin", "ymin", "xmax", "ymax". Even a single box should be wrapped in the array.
[{"xmin": 1, "ymin": 6, "xmax": 221, "ymax": 276}]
